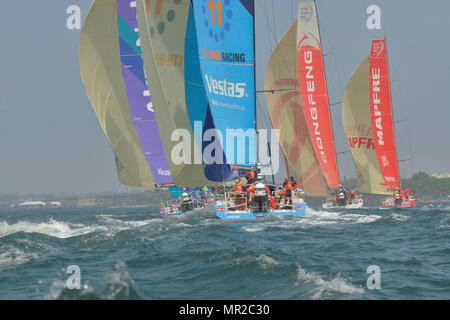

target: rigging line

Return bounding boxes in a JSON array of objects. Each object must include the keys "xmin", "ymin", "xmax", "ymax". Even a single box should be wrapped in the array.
[
  {"xmin": 384, "ymin": 35, "xmax": 403, "ymax": 183},
  {"xmin": 258, "ymin": 1, "xmax": 278, "ymax": 51},
  {"xmin": 383, "ymin": 33, "xmax": 415, "ymax": 178},
  {"xmin": 271, "ymin": 0, "xmax": 278, "ymax": 45},
  {"xmin": 255, "ymin": 90, "xmax": 274, "ymax": 136},
  {"xmin": 259, "ymin": 1, "xmax": 295, "ymax": 85},
  {"xmin": 262, "ymin": 0, "xmax": 297, "ymax": 82},
  {"xmin": 290, "ymin": 0, "xmax": 294, "ymax": 26},
  {"xmin": 256, "ymin": 88, "xmax": 297, "ymax": 94},
  {"xmin": 316, "ymin": 5, "xmax": 356, "ymax": 181},
  {"xmin": 314, "ymin": 0, "xmax": 342, "ymax": 182},
  {"xmin": 388, "ymin": 53, "xmax": 414, "ymax": 177}
]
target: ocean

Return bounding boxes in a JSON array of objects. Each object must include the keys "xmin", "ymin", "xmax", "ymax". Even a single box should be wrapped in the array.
[{"xmin": 0, "ymin": 201, "xmax": 449, "ymax": 300}]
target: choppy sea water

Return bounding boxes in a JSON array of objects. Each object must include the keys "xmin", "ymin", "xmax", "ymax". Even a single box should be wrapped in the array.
[{"xmin": 0, "ymin": 201, "xmax": 449, "ymax": 300}]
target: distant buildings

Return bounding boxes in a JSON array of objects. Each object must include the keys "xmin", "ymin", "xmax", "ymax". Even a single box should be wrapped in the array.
[
  {"xmin": 431, "ymin": 172, "xmax": 450, "ymax": 179},
  {"xmin": 11, "ymin": 201, "xmax": 61, "ymax": 209}
]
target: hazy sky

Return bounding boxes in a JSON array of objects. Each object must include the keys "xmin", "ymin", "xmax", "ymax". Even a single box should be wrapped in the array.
[{"xmin": 1, "ymin": 0, "xmax": 449, "ymax": 195}]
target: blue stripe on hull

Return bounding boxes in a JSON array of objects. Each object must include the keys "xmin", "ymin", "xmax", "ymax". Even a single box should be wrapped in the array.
[{"xmin": 215, "ymin": 203, "xmax": 306, "ymax": 220}]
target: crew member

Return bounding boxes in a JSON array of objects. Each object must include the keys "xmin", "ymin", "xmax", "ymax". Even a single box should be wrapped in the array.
[
  {"xmin": 283, "ymin": 178, "xmax": 293, "ymax": 206},
  {"xmin": 180, "ymin": 192, "xmax": 194, "ymax": 212},
  {"xmin": 349, "ymin": 189, "xmax": 356, "ymax": 202},
  {"xmin": 405, "ymin": 188, "xmax": 411, "ymax": 200},
  {"xmin": 394, "ymin": 190, "xmax": 401, "ymax": 206},
  {"xmin": 290, "ymin": 176, "xmax": 298, "ymax": 190},
  {"xmin": 246, "ymin": 183, "xmax": 255, "ymax": 207},
  {"xmin": 201, "ymin": 186, "xmax": 210, "ymax": 202},
  {"xmin": 269, "ymin": 194, "xmax": 277, "ymax": 210},
  {"xmin": 244, "ymin": 170, "xmax": 256, "ymax": 184},
  {"xmin": 338, "ymin": 187, "xmax": 346, "ymax": 206},
  {"xmin": 254, "ymin": 182, "xmax": 270, "ymax": 212},
  {"xmin": 233, "ymin": 179, "xmax": 245, "ymax": 209},
  {"xmin": 331, "ymin": 191, "xmax": 338, "ymax": 206}
]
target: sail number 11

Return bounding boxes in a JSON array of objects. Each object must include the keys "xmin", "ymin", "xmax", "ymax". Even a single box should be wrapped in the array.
[{"xmin": 208, "ymin": 0, "xmax": 223, "ymax": 26}]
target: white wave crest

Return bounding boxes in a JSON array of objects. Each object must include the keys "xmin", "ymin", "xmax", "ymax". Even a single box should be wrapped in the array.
[
  {"xmin": 0, "ymin": 219, "xmax": 108, "ymax": 239},
  {"xmin": 242, "ymin": 226, "xmax": 264, "ymax": 232},
  {"xmin": 234, "ymin": 254, "xmax": 279, "ymax": 270},
  {"xmin": 390, "ymin": 213, "xmax": 410, "ymax": 222},
  {"xmin": 255, "ymin": 254, "xmax": 279, "ymax": 269},
  {"xmin": 440, "ymin": 216, "xmax": 450, "ymax": 229},
  {"xmin": 0, "ymin": 247, "xmax": 39, "ymax": 270},
  {"xmin": 295, "ymin": 265, "xmax": 364, "ymax": 299}
]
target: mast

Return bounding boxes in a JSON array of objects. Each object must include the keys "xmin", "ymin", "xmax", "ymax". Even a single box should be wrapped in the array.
[
  {"xmin": 313, "ymin": 0, "xmax": 340, "ymax": 188},
  {"xmin": 384, "ymin": 36, "xmax": 402, "ymax": 189},
  {"xmin": 253, "ymin": 0, "xmax": 259, "ymax": 171}
]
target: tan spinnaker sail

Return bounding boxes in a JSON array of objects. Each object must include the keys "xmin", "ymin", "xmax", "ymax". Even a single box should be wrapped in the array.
[
  {"xmin": 342, "ymin": 58, "xmax": 390, "ymax": 195},
  {"xmin": 136, "ymin": 0, "xmax": 214, "ymax": 187},
  {"xmin": 265, "ymin": 21, "xmax": 327, "ymax": 196},
  {"xmin": 79, "ymin": 0, "xmax": 156, "ymax": 188}
]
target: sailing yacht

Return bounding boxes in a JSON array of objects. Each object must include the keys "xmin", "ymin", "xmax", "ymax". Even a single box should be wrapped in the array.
[
  {"xmin": 342, "ymin": 39, "xmax": 416, "ymax": 208},
  {"xmin": 80, "ymin": 0, "xmax": 216, "ymax": 216},
  {"xmin": 188, "ymin": 0, "xmax": 307, "ymax": 219},
  {"xmin": 296, "ymin": 1, "xmax": 363, "ymax": 209}
]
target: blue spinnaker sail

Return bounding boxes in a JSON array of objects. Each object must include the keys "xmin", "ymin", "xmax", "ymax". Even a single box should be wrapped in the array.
[
  {"xmin": 191, "ymin": 0, "xmax": 256, "ymax": 168},
  {"xmin": 185, "ymin": 2, "xmax": 238, "ymax": 182}
]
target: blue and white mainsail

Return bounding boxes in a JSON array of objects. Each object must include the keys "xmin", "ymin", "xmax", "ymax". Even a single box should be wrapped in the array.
[{"xmin": 185, "ymin": 1, "xmax": 239, "ymax": 181}]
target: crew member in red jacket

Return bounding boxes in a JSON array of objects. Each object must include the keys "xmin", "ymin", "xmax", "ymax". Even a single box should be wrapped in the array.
[
  {"xmin": 283, "ymin": 178, "xmax": 293, "ymax": 205},
  {"xmin": 243, "ymin": 171, "xmax": 256, "ymax": 184},
  {"xmin": 233, "ymin": 180, "xmax": 244, "ymax": 208},
  {"xmin": 349, "ymin": 189, "xmax": 356, "ymax": 202}
]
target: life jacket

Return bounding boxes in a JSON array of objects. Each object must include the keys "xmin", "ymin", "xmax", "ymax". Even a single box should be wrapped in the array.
[
  {"xmin": 234, "ymin": 184, "xmax": 243, "ymax": 192},
  {"xmin": 285, "ymin": 181, "xmax": 292, "ymax": 190},
  {"xmin": 244, "ymin": 171, "xmax": 255, "ymax": 179},
  {"xmin": 269, "ymin": 196, "xmax": 277, "ymax": 209},
  {"xmin": 350, "ymin": 190, "xmax": 355, "ymax": 195},
  {"xmin": 247, "ymin": 184, "xmax": 255, "ymax": 198}
]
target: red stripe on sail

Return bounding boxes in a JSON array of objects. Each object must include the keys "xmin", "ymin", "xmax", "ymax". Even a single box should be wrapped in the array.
[
  {"xmin": 369, "ymin": 39, "xmax": 400, "ymax": 190},
  {"xmin": 297, "ymin": 38, "xmax": 339, "ymax": 188}
]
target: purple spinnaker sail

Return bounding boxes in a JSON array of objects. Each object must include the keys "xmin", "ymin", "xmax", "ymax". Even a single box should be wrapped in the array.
[{"xmin": 117, "ymin": 0, "xmax": 173, "ymax": 186}]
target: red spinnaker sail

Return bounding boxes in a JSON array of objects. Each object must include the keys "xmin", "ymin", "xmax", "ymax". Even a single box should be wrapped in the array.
[{"xmin": 369, "ymin": 39, "xmax": 400, "ymax": 190}]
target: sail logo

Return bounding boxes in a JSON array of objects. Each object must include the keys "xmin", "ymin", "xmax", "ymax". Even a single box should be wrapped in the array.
[
  {"xmin": 222, "ymin": 52, "xmax": 246, "ymax": 63},
  {"xmin": 303, "ymin": 50, "xmax": 327, "ymax": 164},
  {"xmin": 204, "ymin": 74, "xmax": 246, "ymax": 98},
  {"xmin": 200, "ymin": 49, "xmax": 246, "ymax": 63},
  {"xmin": 381, "ymin": 155, "xmax": 389, "ymax": 167},
  {"xmin": 299, "ymin": 4, "xmax": 314, "ymax": 23},
  {"xmin": 348, "ymin": 137, "xmax": 375, "ymax": 149},
  {"xmin": 371, "ymin": 67, "xmax": 384, "ymax": 145},
  {"xmin": 372, "ymin": 41, "xmax": 385, "ymax": 57},
  {"xmin": 157, "ymin": 168, "xmax": 171, "ymax": 176}
]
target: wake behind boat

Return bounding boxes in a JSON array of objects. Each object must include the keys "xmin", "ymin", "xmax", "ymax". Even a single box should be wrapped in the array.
[{"xmin": 160, "ymin": 188, "xmax": 214, "ymax": 217}]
